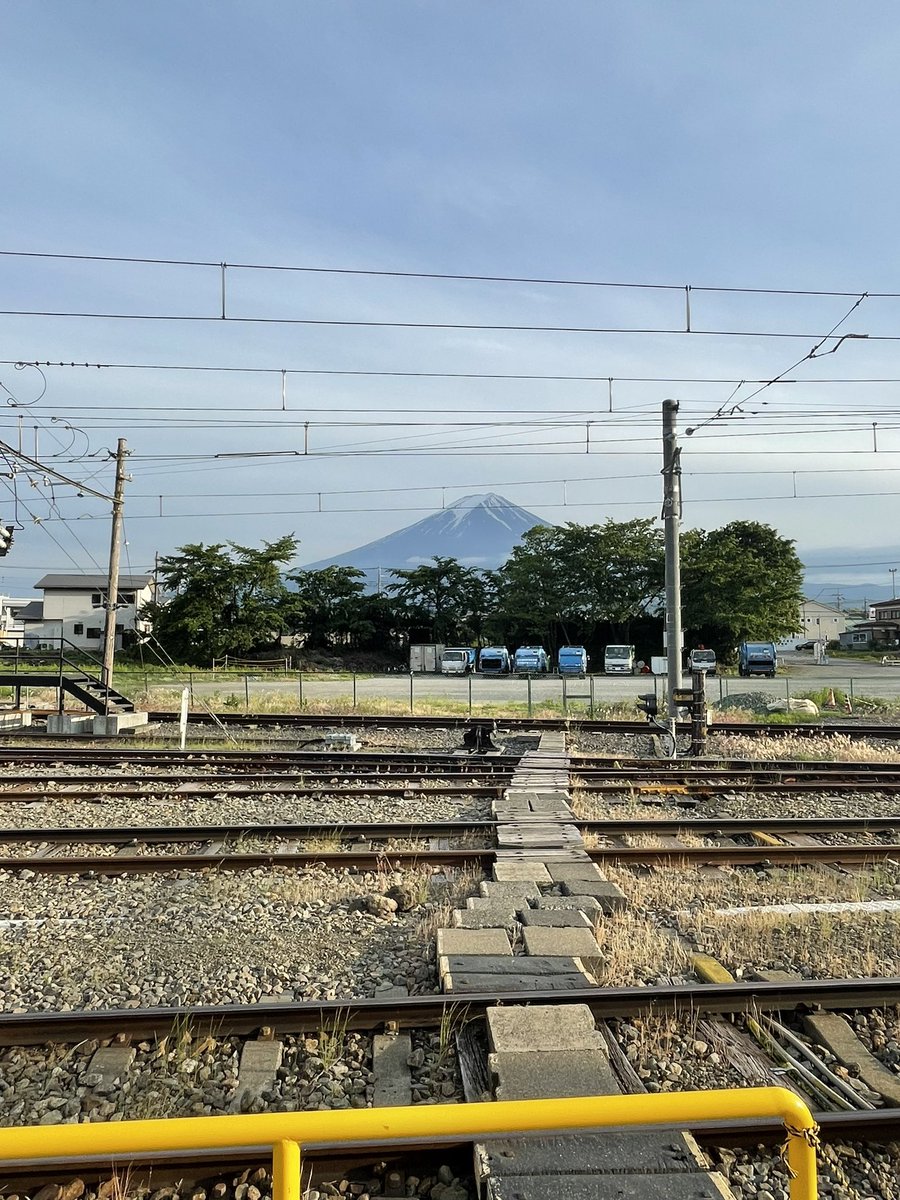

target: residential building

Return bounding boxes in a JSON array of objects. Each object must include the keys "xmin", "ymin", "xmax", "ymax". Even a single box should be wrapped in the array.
[
  {"xmin": 840, "ymin": 598, "xmax": 900, "ymax": 649},
  {"xmin": 0, "ymin": 596, "xmax": 33, "ymax": 647},
  {"xmin": 796, "ymin": 599, "xmax": 847, "ymax": 643},
  {"xmin": 28, "ymin": 573, "xmax": 155, "ymax": 652}
]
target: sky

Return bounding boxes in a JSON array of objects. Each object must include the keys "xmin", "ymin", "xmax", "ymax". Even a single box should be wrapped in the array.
[{"xmin": 2, "ymin": 2, "xmax": 900, "ymax": 604}]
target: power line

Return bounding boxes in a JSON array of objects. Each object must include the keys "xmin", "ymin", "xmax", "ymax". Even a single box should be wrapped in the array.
[
  {"xmin": 14, "ymin": 359, "xmax": 900, "ymax": 388},
  {"xmin": 5, "ymin": 247, "xmax": 900, "ymax": 298},
  {"xmin": 0, "ymin": 308, "xmax": 888, "ymax": 340},
  {"xmin": 37, "ymin": 486, "xmax": 900, "ymax": 522}
]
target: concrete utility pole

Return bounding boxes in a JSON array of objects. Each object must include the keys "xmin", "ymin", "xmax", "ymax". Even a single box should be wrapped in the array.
[
  {"xmin": 101, "ymin": 438, "xmax": 129, "ymax": 698},
  {"xmin": 662, "ymin": 400, "xmax": 683, "ymax": 737}
]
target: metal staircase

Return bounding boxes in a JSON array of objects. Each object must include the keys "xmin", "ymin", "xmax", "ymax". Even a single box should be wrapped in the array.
[{"xmin": 0, "ymin": 640, "xmax": 135, "ymax": 715}]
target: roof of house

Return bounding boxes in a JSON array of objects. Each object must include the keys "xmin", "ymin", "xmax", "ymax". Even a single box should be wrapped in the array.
[
  {"xmin": 35, "ymin": 573, "xmax": 153, "ymax": 591},
  {"xmin": 800, "ymin": 598, "xmax": 844, "ymax": 614},
  {"xmin": 871, "ymin": 598, "xmax": 900, "ymax": 609},
  {"xmin": 18, "ymin": 600, "xmax": 44, "ymax": 621}
]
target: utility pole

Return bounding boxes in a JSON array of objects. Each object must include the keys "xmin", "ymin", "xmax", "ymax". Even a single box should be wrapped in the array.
[
  {"xmin": 662, "ymin": 400, "xmax": 683, "ymax": 739},
  {"xmin": 891, "ymin": 568, "xmax": 897, "ymax": 600},
  {"xmin": 101, "ymin": 438, "xmax": 129, "ymax": 700}
]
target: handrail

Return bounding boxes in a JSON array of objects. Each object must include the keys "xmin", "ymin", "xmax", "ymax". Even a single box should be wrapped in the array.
[{"xmin": 0, "ymin": 1087, "xmax": 818, "ymax": 1200}]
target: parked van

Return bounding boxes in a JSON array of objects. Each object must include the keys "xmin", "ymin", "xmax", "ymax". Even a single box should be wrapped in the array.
[
  {"xmin": 738, "ymin": 641, "xmax": 777, "ymax": 677},
  {"xmin": 603, "ymin": 644, "xmax": 635, "ymax": 674},
  {"xmin": 513, "ymin": 646, "xmax": 550, "ymax": 674},
  {"xmin": 688, "ymin": 648, "xmax": 717, "ymax": 675},
  {"xmin": 440, "ymin": 647, "xmax": 476, "ymax": 675},
  {"xmin": 557, "ymin": 645, "xmax": 589, "ymax": 677},
  {"xmin": 478, "ymin": 646, "xmax": 511, "ymax": 675}
]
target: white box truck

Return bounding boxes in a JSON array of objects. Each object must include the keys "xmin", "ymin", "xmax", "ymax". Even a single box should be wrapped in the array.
[{"xmin": 409, "ymin": 644, "xmax": 445, "ymax": 673}]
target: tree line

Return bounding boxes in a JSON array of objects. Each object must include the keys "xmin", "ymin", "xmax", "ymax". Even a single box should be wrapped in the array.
[{"xmin": 142, "ymin": 518, "xmax": 804, "ymax": 666}]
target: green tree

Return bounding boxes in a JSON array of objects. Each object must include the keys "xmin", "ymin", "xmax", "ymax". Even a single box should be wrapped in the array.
[
  {"xmin": 496, "ymin": 520, "xmax": 665, "ymax": 647},
  {"xmin": 145, "ymin": 535, "xmax": 298, "ymax": 664},
  {"xmin": 388, "ymin": 556, "xmax": 489, "ymax": 644},
  {"xmin": 283, "ymin": 566, "xmax": 373, "ymax": 650},
  {"xmin": 681, "ymin": 521, "xmax": 803, "ymax": 657}
]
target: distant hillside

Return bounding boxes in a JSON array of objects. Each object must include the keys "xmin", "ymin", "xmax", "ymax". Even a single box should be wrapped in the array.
[{"xmin": 304, "ymin": 493, "xmax": 548, "ymax": 587}]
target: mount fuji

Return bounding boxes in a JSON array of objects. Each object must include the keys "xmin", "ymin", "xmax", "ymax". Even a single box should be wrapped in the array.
[{"xmin": 304, "ymin": 493, "xmax": 548, "ymax": 585}]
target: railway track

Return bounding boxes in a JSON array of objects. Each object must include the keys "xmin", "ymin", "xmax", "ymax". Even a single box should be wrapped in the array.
[
  {"xmin": 147, "ymin": 709, "xmax": 900, "ymax": 740},
  {"xmin": 3, "ymin": 814, "xmax": 899, "ymax": 842},
  {"xmin": 5, "ymin": 730, "xmax": 900, "ymax": 1197},
  {"xmin": 1, "ymin": 840, "xmax": 898, "ymax": 873},
  {"xmin": 2, "ymin": 976, "xmax": 900, "ymax": 1045}
]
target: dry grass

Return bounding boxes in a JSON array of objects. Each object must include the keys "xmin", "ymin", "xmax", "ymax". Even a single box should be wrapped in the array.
[
  {"xmin": 691, "ymin": 907, "xmax": 900, "ymax": 978},
  {"xmin": 605, "ymin": 863, "xmax": 894, "ymax": 914},
  {"xmin": 588, "ymin": 910, "xmax": 692, "ymax": 985},
  {"xmin": 707, "ymin": 731, "xmax": 900, "ymax": 763}
]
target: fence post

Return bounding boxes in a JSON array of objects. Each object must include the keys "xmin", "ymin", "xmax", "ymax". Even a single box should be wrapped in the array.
[
  {"xmin": 527, "ymin": 676, "xmax": 532, "ymax": 718},
  {"xmin": 189, "ymin": 671, "xmax": 194, "ymax": 706},
  {"xmin": 849, "ymin": 677, "xmax": 855, "ymax": 702},
  {"xmin": 561, "ymin": 675, "xmax": 568, "ymax": 716},
  {"xmin": 352, "ymin": 673, "xmax": 357, "ymax": 710},
  {"xmin": 468, "ymin": 674, "xmax": 472, "ymax": 716},
  {"xmin": 785, "ymin": 675, "xmax": 791, "ymax": 702},
  {"xmin": 590, "ymin": 675, "xmax": 595, "ymax": 716},
  {"xmin": 409, "ymin": 673, "xmax": 414, "ymax": 714},
  {"xmin": 718, "ymin": 676, "xmax": 724, "ymax": 702},
  {"xmin": 298, "ymin": 673, "xmax": 304, "ymax": 709},
  {"xmin": 244, "ymin": 673, "xmax": 250, "ymax": 713}
]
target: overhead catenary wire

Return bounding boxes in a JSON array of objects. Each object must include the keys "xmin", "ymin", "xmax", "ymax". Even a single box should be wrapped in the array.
[
  {"xmin": 0, "ymin": 308, "xmax": 888, "ymax": 340},
  {"xmin": 15, "ymin": 358, "xmax": 900, "ymax": 387},
  {"xmin": 6, "ymin": 247, "xmax": 900, "ymax": 298}
]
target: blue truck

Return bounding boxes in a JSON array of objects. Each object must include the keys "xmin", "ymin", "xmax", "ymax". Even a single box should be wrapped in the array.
[
  {"xmin": 478, "ymin": 646, "xmax": 511, "ymax": 675},
  {"xmin": 513, "ymin": 645, "xmax": 550, "ymax": 674},
  {"xmin": 738, "ymin": 641, "xmax": 778, "ymax": 677},
  {"xmin": 557, "ymin": 645, "xmax": 589, "ymax": 677}
]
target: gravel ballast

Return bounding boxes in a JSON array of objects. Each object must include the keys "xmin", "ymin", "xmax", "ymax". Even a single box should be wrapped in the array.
[{"xmin": 0, "ymin": 864, "xmax": 472, "ymax": 1012}]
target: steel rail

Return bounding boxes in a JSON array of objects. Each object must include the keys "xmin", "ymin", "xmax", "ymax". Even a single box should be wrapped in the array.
[
  {"xmin": 572, "ymin": 763, "xmax": 900, "ymax": 777},
  {"xmin": 0, "ymin": 783, "xmax": 504, "ymax": 802},
  {"xmin": 579, "ymin": 816, "xmax": 900, "ymax": 834},
  {"xmin": 4, "ymin": 815, "xmax": 899, "ymax": 846},
  {"xmin": 4, "ymin": 841, "xmax": 899, "ymax": 874},
  {"xmin": 0, "ymin": 820, "xmax": 497, "ymax": 843},
  {"xmin": 0, "ymin": 767, "xmax": 514, "ymax": 784},
  {"xmin": 579, "ymin": 780, "xmax": 900, "ymax": 794},
  {"xmin": 0, "ymin": 747, "xmax": 519, "ymax": 767},
  {"xmin": 1, "ymin": 976, "xmax": 898, "ymax": 1046},
  {"xmin": 0, "ymin": 847, "xmax": 493, "ymax": 872},
  {"xmin": 146, "ymin": 710, "xmax": 900, "ymax": 740}
]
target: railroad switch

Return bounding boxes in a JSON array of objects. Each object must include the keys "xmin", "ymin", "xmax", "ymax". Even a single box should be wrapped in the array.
[{"xmin": 462, "ymin": 721, "xmax": 502, "ymax": 753}]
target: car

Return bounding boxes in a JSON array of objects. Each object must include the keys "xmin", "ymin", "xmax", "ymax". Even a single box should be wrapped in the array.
[{"xmin": 795, "ymin": 640, "xmax": 816, "ymax": 651}]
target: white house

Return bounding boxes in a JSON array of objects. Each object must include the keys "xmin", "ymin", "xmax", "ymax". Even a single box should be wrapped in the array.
[
  {"xmin": 0, "ymin": 596, "xmax": 33, "ymax": 647},
  {"xmin": 28, "ymin": 573, "xmax": 155, "ymax": 651},
  {"xmin": 797, "ymin": 599, "xmax": 847, "ymax": 642}
]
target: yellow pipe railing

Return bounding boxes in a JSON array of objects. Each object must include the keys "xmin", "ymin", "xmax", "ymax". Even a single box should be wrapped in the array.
[{"xmin": 0, "ymin": 1087, "xmax": 818, "ymax": 1200}]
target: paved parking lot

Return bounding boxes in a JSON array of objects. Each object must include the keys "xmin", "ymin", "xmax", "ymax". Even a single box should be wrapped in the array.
[{"xmin": 185, "ymin": 653, "xmax": 900, "ymax": 707}]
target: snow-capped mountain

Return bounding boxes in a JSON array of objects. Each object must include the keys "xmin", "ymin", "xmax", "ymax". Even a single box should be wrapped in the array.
[{"xmin": 303, "ymin": 493, "xmax": 548, "ymax": 585}]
